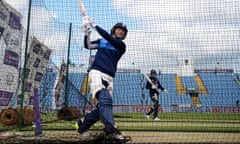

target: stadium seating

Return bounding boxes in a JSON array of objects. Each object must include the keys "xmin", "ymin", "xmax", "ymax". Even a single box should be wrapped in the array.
[
  {"xmin": 39, "ymin": 72, "xmax": 240, "ymax": 109},
  {"xmin": 158, "ymin": 74, "xmax": 191, "ymax": 106},
  {"xmin": 198, "ymin": 73, "xmax": 240, "ymax": 106},
  {"xmin": 113, "ymin": 73, "xmax": 142, "ymax": 105},
  {"xmin": 181, "ymin": 76, "xmax": 198, "ymax": 89},
  {"xmin": 39, "ymin": 72, "xmax": 57, "ymax": 108},
  {"xmin": 62, "ymin": 73, "xmax": 86, "ymax": 107}
]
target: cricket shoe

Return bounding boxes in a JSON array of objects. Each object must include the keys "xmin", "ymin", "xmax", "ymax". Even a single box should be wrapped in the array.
[
  {"xmin": 74, "ymin": 120, "xmax": 90, "ymax": 137},
  {"xmin": 109, "ymin": 129, "xmax": 124, "ymax": 140},
  {"xmin": 144, "ymin": 113, "xmax": 150, "ymax": 120},
  {"xmin": 79, "ymin": 131, "xmax": 90, "ymax": 137},
  {"xmin": 153, "ymin": 117, "xmax": 160, "ymax": 121},
  {"xmin": 74, "ymin": 122, "xmax": 89, "ymax": 137}
]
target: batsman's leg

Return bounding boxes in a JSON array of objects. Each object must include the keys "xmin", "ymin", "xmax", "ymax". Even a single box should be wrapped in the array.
[
  {"xmin": 97, "ymin": 89, "xmax": 115, "ymax": 133},
  {"xmin": 78, "ymin": 108, "xmax": 100, "ymax": 134},
  {"xmin": 97, "ymin": 88, "xmax": 124, "ymax": 140},
  {"xmin": 146, "ymin": 107, "xmax": 154, "ymax": 115},
  {"xmin": 77, "ymin": 69, "xmax": 101, "ymax": 134},
  {"xmin": 153, "ymin": 99, "xmax": 160, "ymax": 120}
]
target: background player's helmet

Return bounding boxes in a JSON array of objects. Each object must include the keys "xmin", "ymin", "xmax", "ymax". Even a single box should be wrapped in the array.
[
  {"xmin": 111, "ymin": 23, "xmax": 128, "ymax": 40},
  {"xmin": 150, "ymin": 69, "xmax": 157, "ymax": 75}
]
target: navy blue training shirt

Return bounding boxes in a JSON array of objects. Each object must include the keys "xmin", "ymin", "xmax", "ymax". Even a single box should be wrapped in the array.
[
  {"xmin": 146, "ymin": 76, "xmax": 165, "ymax": 95},
  {"xmin": 84, "ymin": 25, "xmax": 126, "ymax": 77}
]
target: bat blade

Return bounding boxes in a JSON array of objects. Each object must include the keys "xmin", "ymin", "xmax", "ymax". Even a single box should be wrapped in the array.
[
  {"xmin": 143, "ymin": 73, "xmax": 159, "ymax": 92},
  {"xmin": 143, "ymin": 73, "xmax": 153, "ymax": 85},
  {"xmin": 78, "ymin": 0, "xmax": 86, "ymax": 16}
]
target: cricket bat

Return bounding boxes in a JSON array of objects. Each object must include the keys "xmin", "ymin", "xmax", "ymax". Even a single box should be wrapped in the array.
[
  {"xmin": 78, "ymin": 0, "xmax": 87, "ymax": 16},
  {"xmin": 143, "ymin": 73, "xmax": 159, "ymax": 91},
  {"xmin": 143, "ymin": 73, "xmax": 154, "ymax": 86},
  {"xmin": 143, "ymin": 73, "xmax": 168, "ymax": 94}
]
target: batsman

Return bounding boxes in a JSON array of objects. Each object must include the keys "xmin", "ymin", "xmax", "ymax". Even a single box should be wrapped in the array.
[
  {"xmin": 145, "ymin": 69, "xmax": 168, "ymax": 121},
  {"xmin": 76, "ymin": 15, "xmax": 128, "ymax": 140}
]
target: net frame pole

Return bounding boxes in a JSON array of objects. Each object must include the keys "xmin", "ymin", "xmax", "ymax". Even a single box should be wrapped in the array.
[
  {"xmin": 63, "ymin": 23, "xmax": 72, "ymax": 119},
  {"xmin": 19, "ymin": 0, "xmax": 32, "ymax": 130}
]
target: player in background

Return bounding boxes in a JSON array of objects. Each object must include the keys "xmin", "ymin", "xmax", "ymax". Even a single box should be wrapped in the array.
[
  {"xmin": 76, "ymin": 16, "xmax": 128, "ymax": 140},
  {"xmin": 145, "ymin": 69, "xmax": 167, "ymax": 121}
]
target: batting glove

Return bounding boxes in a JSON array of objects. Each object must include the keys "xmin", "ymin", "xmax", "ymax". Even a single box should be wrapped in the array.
[
  {"xmin": 82, "ymin": 16, "xmax": 91, "ymax": 25},
  {"xmin": 88, "ymin": 17, "xmax": 96, "ymax": 28},
  {"xmin": 82, "ymin": 16, "xmax": 96, "ymax": 28},
  {"xmin": 81, "ymin": 23, "xmax": 91, "ymax": 33}
]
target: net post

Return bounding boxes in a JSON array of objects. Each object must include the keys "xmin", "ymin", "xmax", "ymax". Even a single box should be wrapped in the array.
[
  {"xmin": 19, "ymin": 0, "xmax": 32, "ymax": 130},
  {"xmin": 34, "ymin": 88, "xmax": 42, "ymax": 136}
]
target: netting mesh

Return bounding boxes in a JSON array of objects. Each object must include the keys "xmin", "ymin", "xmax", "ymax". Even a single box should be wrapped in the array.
[{"xmin": 0, "ymin": 0, "xmax": 240, "ymax": 143}]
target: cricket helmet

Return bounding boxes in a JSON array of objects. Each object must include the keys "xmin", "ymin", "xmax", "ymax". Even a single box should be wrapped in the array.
[
  {"xmin": 150, "ymin": 69, "xmax": 157, "ymax": 75},
  {"xmin": 111, "ymin": 22, "xmax": 128, "ymax": 39}
]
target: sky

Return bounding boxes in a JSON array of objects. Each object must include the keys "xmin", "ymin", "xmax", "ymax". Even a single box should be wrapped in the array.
[{"xmin": 4, "ymin": 0, "xmax": 240, "ymax": 73}]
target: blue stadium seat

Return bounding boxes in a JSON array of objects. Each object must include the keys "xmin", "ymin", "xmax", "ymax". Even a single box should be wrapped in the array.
[
  {"xmin": 198, "ymin": 73, "xmax": 240, "ymax": 106},
  {"xmin": 39, "ymin": 72, "xmax": 240, "ymax": 109}
]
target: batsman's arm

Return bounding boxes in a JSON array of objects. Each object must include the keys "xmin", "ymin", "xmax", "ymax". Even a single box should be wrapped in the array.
[
  {"xmin": 157, "ymin": 80, "xmax": 168, "ymax": 93},
  {"xmin": 144, "ymin": 73, "xmax": 155, "ymax": 89},
  {"xmin": 83, "ymin": 34, "xmax": 99, "ymax": 50},
  {"xmin": 94, "ymin": 25, "xmax": 126, "ymax": 53},
  {"xmin": 145, "ymin": 81, "xmax": 151, "ymax": 89},
  {"xmin": 157, "ymin": 80, "xmax": 165, "ymax": 91}
]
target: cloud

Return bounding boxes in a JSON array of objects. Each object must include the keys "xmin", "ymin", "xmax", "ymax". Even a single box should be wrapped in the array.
[
  {"xmin": 30, "ymin": 7, "xmax": 58, "ymax": 41},
  {"xmin": 113, "ymin": 0, "xmax": 240, "ymax": 21},
  {"xmin": 113, "ymin": 0, "xmax": 240, "ymax": 72},
  {"xmin": 43, "ymin": 32, "xmax": 68, "ymax": 54},
  {"xmin": 4, "ymin": 0, "xmax": 240, "ymax": 72}
]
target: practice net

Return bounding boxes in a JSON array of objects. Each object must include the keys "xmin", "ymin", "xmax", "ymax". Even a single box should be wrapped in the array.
[{"xmin": 0, "ymin": 0, "xmax": 240, "ymax": 143}]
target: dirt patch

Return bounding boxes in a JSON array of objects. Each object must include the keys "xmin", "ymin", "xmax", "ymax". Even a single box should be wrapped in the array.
[
  {"xmin": 124, "ymin": 131, "xmax": 240, "ymax": 144},
  {"xmin": 0, "ymin": 131, "xmax": 130, "ymax": 144},
  {"xmin": 0, "ymin": 130, "xmax": 240, "ymax": 144}
]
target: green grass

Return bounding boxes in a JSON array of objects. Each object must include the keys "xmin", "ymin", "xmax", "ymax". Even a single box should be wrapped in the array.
[
  {"xmin": 113, "ymin": 112, "xmax": 240, "ymax": 132},
  {"xmin": 118, "ymin": 126, "xmax": 240, "ymax": 132},
  {"xmin": 114, "ymin": 112, "xmax": 240, "ymax": 121},
  {"xmin": 1, "ymin": 112, "xmax": 240, "ymax": 132}
]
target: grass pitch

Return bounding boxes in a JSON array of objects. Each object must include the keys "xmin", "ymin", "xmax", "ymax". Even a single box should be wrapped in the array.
[
  {"xmin": 2, "ymin": 112, "xmax": 239, "ymax": 132},
  {"xmin": 1, "ymin": 112, "xmax": 240, "ymax": 143}
]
